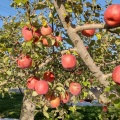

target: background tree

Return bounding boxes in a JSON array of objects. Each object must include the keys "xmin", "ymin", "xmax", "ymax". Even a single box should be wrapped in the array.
[{"xmin": 0, "ymin": 0, "xmax": 120, "ymax": 119}]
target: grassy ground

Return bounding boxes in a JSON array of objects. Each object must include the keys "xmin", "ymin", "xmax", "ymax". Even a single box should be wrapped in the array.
[
  {"xmin": 0, "ymin": 93, "xmax": 23, "ymax": 118},
  {"xmin": 0, "ymin": 93, "xmax": 104, "ymax": 120}
]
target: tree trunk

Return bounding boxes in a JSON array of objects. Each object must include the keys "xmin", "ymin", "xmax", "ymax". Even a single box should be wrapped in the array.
[{"xmin": 20, "ymin": 95, "xmax": 36, "ymax": 120}]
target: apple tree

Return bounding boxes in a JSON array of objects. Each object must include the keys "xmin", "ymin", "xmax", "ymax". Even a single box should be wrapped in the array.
[{"xmin": 0, "ymin": 0, "xmax": 120, "ymax": 119}]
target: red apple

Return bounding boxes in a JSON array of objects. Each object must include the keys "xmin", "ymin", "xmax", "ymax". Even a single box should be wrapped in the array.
[
  {"xmin": 41, "ymin": 35, "xmax": 55, "ymax": 46},
  {"xmin": 69, "ymin": 82, "xmax": 81, "ymax": 95},
  {"xmin": 50, "ymin": 95, "xmax": 61, "ymax": 108},
  {"xmin": 104, "ymin": 4, "xmax": 120, "ymax": 27},
  {"xmin": 40, "ymin": 25, "xmax": 52, "ymax": 36},
  {"xmin": 61, "ymin": 54, "xmax": 76, "ymax": 69},
  {"xmin": 33, "ymin": 29, "xmax": 41, "ymax": 42},
  {"xmin": 22, "ymin": 26, "xmax": 40, "ymax": 42},
  {"xmin": 17, "ymin": 54, "xmax": 32, "ymax": 69},
  {"xmin": 81, "ymin": 28, "xmax": 95, "ymax": 37},
  {"xmin": 60, "ymin": 92, "xmax": 70, "ymax": 103},
  {"xmin": 35, "ymin": 80, "xmax": 49, "ymax": 95},
  {"xmin": 43, "ymin": 71, "xmax": 55, "ymax": 82},
  {"xmin": 27, "ymin": 77, "xmax": 39, "ymax": 90},
  {"xmin": 54, "ymin": 36, "xmax": 63, "ymax": 47},
  {"xmin": 102, "ymin": 106, "xmax": 108, "ymax": 112},
  {"xmin": 41, "ymin": 38, "xmax": 49, "ymax": 46},
  {"xmin": 112, "ymin": 65, "xmax": 120, "ymax": 84}
]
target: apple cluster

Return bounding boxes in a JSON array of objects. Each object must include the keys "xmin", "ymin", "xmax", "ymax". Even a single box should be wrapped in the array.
[
  {"xmin": 26, "ymin": 53, "xmax": 81, "ymax": 108},
  {"xmin": 17, "ymin": 48, "xmax": 82, "ymax": 108},
  {"xmin": 22, "ymin": 24, "xmax": 62, "ymax": 47},
  {"xmin": 17, "ymin": 36, "xmax": 81, "ymax": 108},
  {"xmin": 26, "ymin": 70, "xmax": 81, "ymax": 108}
]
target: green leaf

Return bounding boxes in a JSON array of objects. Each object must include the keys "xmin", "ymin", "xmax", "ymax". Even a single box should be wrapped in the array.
[
  {"xmin": 56, "ymin": 83, "xmax": 64, "ymax": 87},
  {"xmin": 85, "ymin": 2, "xmax": 92, "ymax": 7},
  {"xmin": 115, "ymin": 40, "xmax": 120, "ymax": 45},
  {"xmin": 6, "ymin": 71, "xmax": 12, "ymax": 75},
  {"xmin": 32, "ymin": 91, "xmax": 38, "ymax": 96},
  {"xmin": 14, "ymin": 0, "xmax": 28, "ymax": 4},
  {"xmin": 95, "ymin": 13, "xmax": 100, "ymax": 17},
  {"xmin": 3, "ymin": 56, "xmax": 9, "ymax": 63},
  {"xmin": 34, "ymin": 3, "xmax": 47, "ymax": 10},
  {"xmin": 56, "ymin": 86, "xmax": 65, "ymax": 92},
  {"xmin": 69, "ymin": 106, "xmax": 76, "ymax": 113},
  {"xmin": 82, "ymin": 81, "xmax": 90, "ymax": 86},
  {"xmin": 47, "ymin": 37, "xmax": 55, "ymax": 46},
  {"xmin": 83, "ymin": 91, "xmax": 88, "ymax": 98},
  {"xmin": 64, "ymin": 80, "xmax": 69, "ymax": 87},
  {"xmin": 109, "ymin": 94, "xmax": 116, "ymax": 99},
  {"xmin": 43, "ymin": 108, "xmax": 49, "ymax": 118},
  {"xmin": 4, "ymin": 88, "xmax": 9, "ymax": 92},
  {"xmin": 65, "ymin": 38, "xmax": 74, "ymax": 46},
  {"xmin": 104, "ymin": 86, "xmax": 111, "ymax": 92},
  {"xmin": 44, "ymin": 105, "xmax": 48, "ymax": 111}
]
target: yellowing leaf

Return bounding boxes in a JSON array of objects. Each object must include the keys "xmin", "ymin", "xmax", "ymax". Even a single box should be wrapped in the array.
[{"xmin": 96, "ymin": 33, "xmax": 101, "ymax": 40}]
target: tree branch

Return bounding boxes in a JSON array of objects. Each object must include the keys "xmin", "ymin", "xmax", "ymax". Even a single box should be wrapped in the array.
[
  {"xmin": 38, "ymin": 57, "xmax": 53, "ymax": 69},
  {"xmin": 74, "ymin": 24, "xmax": 120, "ymax": 33},
  {"xmin": 105, "ymin": 73, "xmax": 112, "ymax": 79}
]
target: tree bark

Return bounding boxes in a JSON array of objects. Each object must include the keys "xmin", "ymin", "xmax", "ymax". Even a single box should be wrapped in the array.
[{"xmin": 20, "ymin": 95, "xmax": 35, "ymax": 120}]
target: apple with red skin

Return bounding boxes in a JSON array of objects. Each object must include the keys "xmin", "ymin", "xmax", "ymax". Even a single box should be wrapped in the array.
[
  {"xmin": 61, "ymin": 54, "xmax": 76, "ymax": 69},
  {"xmin": 35, "ymin": 80, "xmax": 49, "ymax": 95},
  {"xmin": 41, "ymin": 35, "xmax": 55, "ymax": 46},
  {"xmin": 17, "ymin": 55, "xmax": 32, "ymax": 69},
  {"xmin": 40, "ymin": 25, "xmax": 52, "ymax": 36},
  {"xmin": 112, "ymin": 65, "xmax": 120, "ymax": 84},
  {"xmin": 54, "ymin": 36, "xmax": 62, "ymax": 47},
  {"xmin": 50, "ymin": 95, "xmax": 61, "ymax": 108},
  {"xmin": 104, "ymin": 4, "xmax": 120, "ymax": 27},
  {"xmin": 81, "ymin": 29, "xmax": 95, "ymax": 37},
  {"xmin": 41, "ymin": 38, "xmax": 49, "ymax": 46},
  {"xmin": 69, "ymin": 82, "xmax": 81, "ymax": 95},
  {"xmin": 102, "ymin": 106, "xmax": 108, "ymax": 112},
  {"xmin": 60, "ymin": 92, "xmax": 70, "ymax": 103},
  {"xmin": 43, "ymin": 71, "xmax": 55, "ymax": 82},
  {"xmin": 27, "ymin": 77, "xmax": 39, "ymax": 90},
  {"xmin": 22, "ymin": 26, "xmax": 40, "ymax": 42}
]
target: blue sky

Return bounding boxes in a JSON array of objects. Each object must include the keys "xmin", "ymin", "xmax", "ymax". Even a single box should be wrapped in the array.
[{"xmin": 0, "ymin": 0, "xmax": 120, "ymax": 27}]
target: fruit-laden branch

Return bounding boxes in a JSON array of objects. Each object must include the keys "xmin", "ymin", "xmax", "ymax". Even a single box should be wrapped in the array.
[
  {"xmin": 74, "ymin": 24, "xmax": 120, "ymax": 33},
  {"xmin": 53, "ymin": 0, "xmax": 109, "ymax": 87}
]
